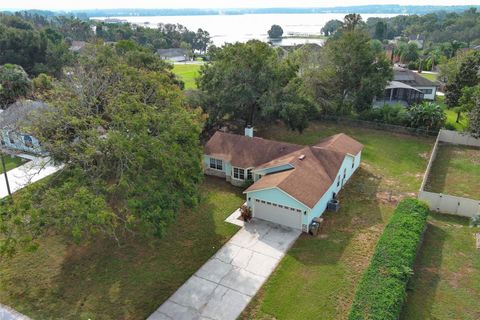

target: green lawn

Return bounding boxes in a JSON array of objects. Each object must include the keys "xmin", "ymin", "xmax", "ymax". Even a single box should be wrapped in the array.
[
  {"xmin": 418, "ymin": 72, "xmax": 438, "ymax": 82},
  {"xmin": 172, "ymin": 63, "xmax": 201, "ymax": 90},
  {"xmin": 0, "ymin": 155, "xmax": 25, "ymax": 173},
  {"xmin": 0, "ymin": 176, "xmax": 244, "ymax": 320},
  {"xmin": 401, "ymin": 213, "xmax": 480, "ymax": 320},
  {"xmin": 425, "ymin": 143, "xmax": 480, "ymax": 199},
  {"xmin": 242, "ymin": 122, "xmax": 434, "ymax": 320}
]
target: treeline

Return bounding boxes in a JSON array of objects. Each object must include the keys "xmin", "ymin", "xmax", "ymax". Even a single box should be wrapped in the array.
[{"xmin": 0, "ymin": 11, "xmax": 211, "ymax": 78}]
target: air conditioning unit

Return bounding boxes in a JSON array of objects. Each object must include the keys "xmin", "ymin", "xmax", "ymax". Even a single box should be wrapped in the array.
[{"xmin": 327, "ymin": 199, "xmax": 340, "ymax": 212}]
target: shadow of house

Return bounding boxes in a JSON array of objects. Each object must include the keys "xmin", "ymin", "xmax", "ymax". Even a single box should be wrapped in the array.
[{"xmin": 0, "ymin": 100, "xmax": 47, "ymax": 155}]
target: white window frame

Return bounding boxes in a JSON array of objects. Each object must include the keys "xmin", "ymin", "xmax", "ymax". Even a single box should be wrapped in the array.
[
  {"xmin": 233, "ymin": 167, "xmax": 245, "ymax": 180},
  {"xmin": 209, "ymin": 157, "xmax": 223, "ymax": 171}
]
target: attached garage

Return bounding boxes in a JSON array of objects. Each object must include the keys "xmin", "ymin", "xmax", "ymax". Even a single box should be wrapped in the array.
[{"xmin": 252, "ymin": 199, "xmax": 303, "ymax": 230}]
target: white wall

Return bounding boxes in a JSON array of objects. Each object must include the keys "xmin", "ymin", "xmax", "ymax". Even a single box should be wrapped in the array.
[
  {"xmin": 419, "ymin": 130, "xmax": 480, "ymax": 218},
  {"xmin": 416, "ymin": 86, "xmax": 437, "ymax": 100}
]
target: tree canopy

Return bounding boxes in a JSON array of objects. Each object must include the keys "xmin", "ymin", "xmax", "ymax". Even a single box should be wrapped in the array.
[
  {"xmin": 267, "ymin": 25, "xmax": 284, "ymax": 38},
  {"xmin": 197, "ymin": 40, "xmax": 314, "ymax": 132},
  {"xmin": 0, "ymin": 45, "xmax": 204, "ymax": 255},
  {"xmin": 0, "ymin": 64, "xmax": 32, "ymax": 107}
]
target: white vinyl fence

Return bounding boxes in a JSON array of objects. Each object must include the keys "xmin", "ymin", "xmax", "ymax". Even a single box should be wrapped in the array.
[{"xmin": 418, "ymin": 130, "xmax": 480, "ymax": 218}]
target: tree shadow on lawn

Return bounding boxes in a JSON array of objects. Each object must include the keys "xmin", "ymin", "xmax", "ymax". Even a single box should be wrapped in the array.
[
  {"xmin": 288, "ymin": 167, "xmax": 385, "ymax": 267},
  {"xmin": 1, "ymin": 177, "xmax": 242, "ymax": 320},
  {"xmin": 400, "ymin": 218, "xmax": 447, "ymax": 320}
]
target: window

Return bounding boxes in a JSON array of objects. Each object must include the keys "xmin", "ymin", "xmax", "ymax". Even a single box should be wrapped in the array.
[
  {"xmin": 420, "ymin": 88, "xmax": 433, "ymax": 94},
  {"xmin": 352, "ymin": 160, "xmax": 355, "ymax": 168},
  {"xmin": 343, "ymin": 168, "xmax": 347, "ymax": 179},
  {"xmin": 209, "ymin": 158, "xmax": 223, "ymax": 170},
  {"xmin": 247, "ymin": 169, "xmax": 253, "ymax": 180},
  {"xmin": 278, "ymin": 205, "xmax": 283, "ymax": 208},
  {"xmin": 8, "ymin": 132, "xmax": 15, "ymax": 144},
  {"xmin": 261, "ymin": 200, "xmax": 265, "ymax": 204},
  {"xmin": 233, "ymin": 167, "xmax": 245, "ymax": 180},
  {"xmin": 337, "ymin": 176, "xmax": 340, "ymax": 187}
]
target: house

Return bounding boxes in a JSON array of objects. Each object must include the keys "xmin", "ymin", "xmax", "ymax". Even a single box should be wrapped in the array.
[
  {"xmin": 408, "ymin": 34, "xmax": 425, "ymax": 49},
  {"xmin": 375, "ymin": 67, "xmax": 438, "ymax": 106},
  {"xmin": 204, "ymin": 128, "xmax": 363, "ymax": 232},
  {"xmin": 0, "ymin": 100, "xmax": 46, "ymax": 154},
  {"xmin": 156, "ymin": 48, "xmax": 190, "ymax": 62}
]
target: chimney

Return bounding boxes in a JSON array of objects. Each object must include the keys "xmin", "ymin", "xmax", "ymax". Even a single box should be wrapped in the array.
[{"xmin": 245, "ymin": 125, "xmax": 253, "ymax": 138}]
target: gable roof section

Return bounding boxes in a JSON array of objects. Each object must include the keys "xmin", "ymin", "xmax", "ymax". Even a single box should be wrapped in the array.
[
  {"xmin": 245, "ymin": 146, "xmax": 347, "ymax": 208},
  {"xmin": 314, "ymin": 133, "xmax": 364, "ymax": 156},
  {"xmin": 204, "ymin": 131, "xmax": 304, "ymax": 168},
  {"xmin": 393, "ymin": 67, "xmax": 437, "ymax": 87}
]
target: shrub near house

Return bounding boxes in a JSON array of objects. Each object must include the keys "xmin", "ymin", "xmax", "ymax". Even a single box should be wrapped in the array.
[{"xmin": 349, "ymin": 199, "xmax": 429, "ymax": 320}]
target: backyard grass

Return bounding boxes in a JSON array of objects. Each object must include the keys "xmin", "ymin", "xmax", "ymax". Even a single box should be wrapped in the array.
[
  {"xmin": 0, "ymin": 176, "xmax": 244, "ymax": 320},
  {"xmin": 418, "ymin": 72, "xmax": 438, "ymax": 82},
  {"xmin": 0, "ymin": 155, "xmax": 25, "ymax": 173},
  {"xmin": 437, "ymin": 95, "xmax": 468, "ymax": 131},
  {"xmin": 241, "ymin": 122, "xmax": 434, "ymax": 320},
  {"xmin": 425, "ymin": 143, "xmax": 480, "ymax": 199},
  {"xmin": 401, "ymin": 213, "xmax": 480, "ymax": 320},
  {"xmin": 172, "ymin": 63, "xmax": 201, "ymax": 90}
]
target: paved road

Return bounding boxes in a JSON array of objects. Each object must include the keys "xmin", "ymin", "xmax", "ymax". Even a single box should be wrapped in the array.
[
  {"xmin": 0, "ymin": 157, "xmax": 62, "ymax": 199},
  {"xmin": 148, "ymin": 219, "xmax": 301, "ymax": 320}
]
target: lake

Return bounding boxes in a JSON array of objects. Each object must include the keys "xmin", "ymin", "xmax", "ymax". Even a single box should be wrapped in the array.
[{"xmin": 92, "ymin": 13, "xmax": 398, "ymax": 46}]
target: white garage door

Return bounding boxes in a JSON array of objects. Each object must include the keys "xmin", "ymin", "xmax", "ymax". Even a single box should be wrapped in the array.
[{"xmin": 253, "ymin": 199, "xmax": 302, "ymax": 229}]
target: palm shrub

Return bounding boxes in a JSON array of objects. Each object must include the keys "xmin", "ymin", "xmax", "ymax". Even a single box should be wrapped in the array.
[
  {"xmin": 408, "ymin": 102, "xmax": 446, "ymax": 131},
  {"xmin": 348, "ymin": 199, "xmax": 429, "ymax": 320}
]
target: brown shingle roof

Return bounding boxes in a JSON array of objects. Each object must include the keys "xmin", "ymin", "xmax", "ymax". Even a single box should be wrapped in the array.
[
  {"xmin": 204, "ymin": 131, "xmax": 304, "ymax": 168},
  {"xmin": 205, "ymin": 131, "xmax": 363, "ymax": 208},
  {"xmin": 245, "ymin": 146, "xmax": 346, "ymax": 208}
]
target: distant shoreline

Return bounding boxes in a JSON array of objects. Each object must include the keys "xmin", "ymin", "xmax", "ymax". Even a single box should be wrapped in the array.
[{"xmin": 2, "ymin": 5, "xmax": 480, "ymax": 18}]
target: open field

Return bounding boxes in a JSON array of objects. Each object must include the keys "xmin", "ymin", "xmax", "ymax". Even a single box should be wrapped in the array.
[
  {"xmin": 242, "ymin": 122, "xmax": 434, "ymax": 319},
  {"xmin": 0, "ymin": 156, "xmax": 25, "ymax": 173},
  {"xmin": 0, "ymin": 176, "xmax": 244, "ymax": 320},
  {"xmin": 425, "ymin": 143, "xmax": 480, "ymax": 199},
  {"xmin": 172, "ymin": 63, "xmax": 201, "ymax": 90},
  {"xmin": 401, "ymin": 213, "xmax": 480, "ymax": 320}
]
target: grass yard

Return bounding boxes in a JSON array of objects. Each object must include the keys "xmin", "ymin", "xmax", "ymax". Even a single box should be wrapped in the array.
[
  {"xmin": 0, "ymin": 176, "xmax": 244, "ymax": 320},
  {"xmin": 437, "ymin": 96, "xmax": 468, "ymax": 132},
  {"xmin": 425, "ymin": 143, "xmax": 480, "ymax": 199},
  {"xmin": 418, "ymin": 72, "xmax": 438, "ymax": 82},
  {"xmin": 172, "ymin": 63, "xmax": 201, "ymax": 90},
  {"xmin": 401, "ymin": 213, "xmax": 480, "ymax": 320},
  {"xmin": 242, "ymin": 122, "xmax": 434, "ymax": 320},
  {"xmin": 0, "ymin": 155, "xmax": 25, "ymax": 173}
]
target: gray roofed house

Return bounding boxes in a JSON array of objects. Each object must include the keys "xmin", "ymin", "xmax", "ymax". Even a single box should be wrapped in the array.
[
  {"xmin": 156, "ymin": 48, "xmax": 190, "ymax": 62},
  {"xmin": 0, "ymin": 100, "xmax": 48, "ymax": 154}
]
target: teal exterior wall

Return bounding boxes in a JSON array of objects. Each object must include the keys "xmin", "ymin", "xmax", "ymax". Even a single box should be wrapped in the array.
[
  {"xmin": 309, "ymin": 152, "xmax": 361, "ymax": 223},
  {"xmin": 0, "ymin": 129, "xmax": 43, "ymax": 154}
]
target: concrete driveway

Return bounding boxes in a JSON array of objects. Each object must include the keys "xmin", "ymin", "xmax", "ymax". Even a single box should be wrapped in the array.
[
  {"xmin": 0, "ymin": 157, "xmax": 62, "ymax": 199},
  {"xmin": 148, "ymin": 219, "xmax": 301, "ymax": 320}
]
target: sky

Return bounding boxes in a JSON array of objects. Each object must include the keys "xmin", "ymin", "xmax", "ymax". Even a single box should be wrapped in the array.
[{"xmin": 1, "ymin": 0, "xmax": 480, "ymax": 11}]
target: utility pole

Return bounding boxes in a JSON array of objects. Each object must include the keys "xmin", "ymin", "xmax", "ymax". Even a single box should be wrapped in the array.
[{"xmin": 0, "ymin": 151, "xmax": 12, "ymax": 200}]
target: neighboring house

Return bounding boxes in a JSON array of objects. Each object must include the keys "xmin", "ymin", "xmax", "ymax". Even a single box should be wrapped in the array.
[
  {"xmin": 156, "ymin": 48, "xmax": 190, "ymax": 62},
  {"xmin": 0, "ymin": 100, "xmax": 46, "ymax": 154},
  {"xmin": 204, "ymin": 128, "xmax": 363, "ymax": 232},
  {"xmin": 375, "ymin": 66, "xmax": 438, "ymax": 106},
  {"xmin": 408, "ymin": 34, "xmax": 425, "ymax": 49}
]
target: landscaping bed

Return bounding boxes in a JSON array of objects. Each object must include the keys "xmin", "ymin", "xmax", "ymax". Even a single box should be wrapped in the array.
[
  {"xmin": 0, "ymin": 176, "xmax": 244, "ymax": 320},
  {"xmin": 241, "ymin": 122, "xmax": 434, "ymax": 319},
  {"xmin": 425, "ymin": 143, "xmax": 480, "ymax": 199},
  {"xmin": 401, "ymin": 213, "xmax": 480, "ymax": 320}
]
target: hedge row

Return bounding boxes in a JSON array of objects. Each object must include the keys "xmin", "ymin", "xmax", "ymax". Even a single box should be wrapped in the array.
[{"xmin": 348, "ymin": 198, "xmax": 429, "ymax": 320}]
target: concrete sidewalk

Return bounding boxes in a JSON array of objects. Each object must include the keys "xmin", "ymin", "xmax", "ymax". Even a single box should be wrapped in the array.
[
  {"xmin": 148, "ymin": 219, "xmax": 300, "ymax": 320},
  {"xmin": 0, "ymin": 303, "xmax": 31, "ymax": 320},
  {"xmin": 0, "ymin": 157, "xmax": 62, "ymax": 199}
]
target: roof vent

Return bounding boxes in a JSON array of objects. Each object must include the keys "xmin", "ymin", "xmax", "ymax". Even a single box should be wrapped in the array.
[{"xmin": 298, "ymin": 154, "xmax": 306, "ymax": 160}]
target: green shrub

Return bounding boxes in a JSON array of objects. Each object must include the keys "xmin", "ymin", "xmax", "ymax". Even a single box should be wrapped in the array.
[{"xmin": 348, "ymin": 198, "xmax": 429, "ymax": 320}]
